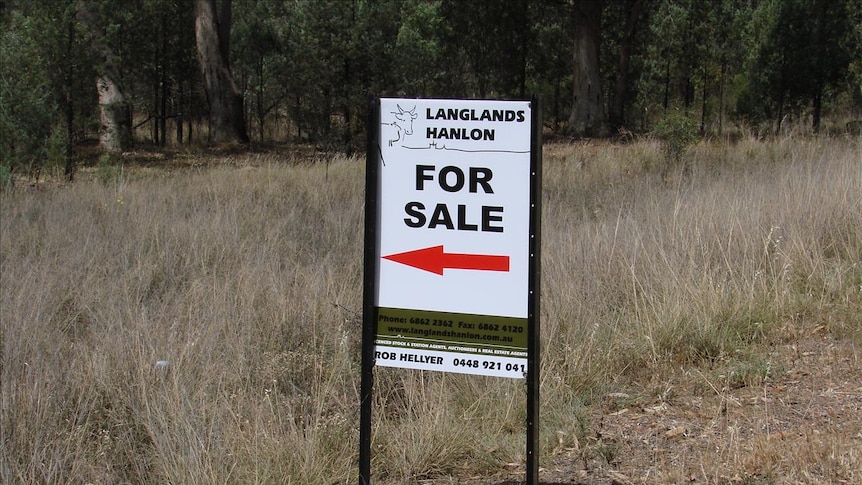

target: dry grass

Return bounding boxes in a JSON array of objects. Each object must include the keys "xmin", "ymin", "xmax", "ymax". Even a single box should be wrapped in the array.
[
  {"xmin": 1, "ymin": 135, "xmax": 860, "ymax": 484},
  {"xmin": 1, "ymin": 160, "xmax": 365, "ymax": 483},
  {"xmin": 544, "ymin": 136, "xmax": 861, "ymax": 374}
]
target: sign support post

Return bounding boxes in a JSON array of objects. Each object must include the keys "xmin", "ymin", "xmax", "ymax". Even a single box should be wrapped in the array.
[
  {"xmin": 525, "ymin": 96, "xmax": 542, "ymax": 485},
  {"xmin": 360, "ymin": 97, "xmax": 541, "ymax": 485},
  {"xmin": 359, "ymin": 99, "xmax": 381, "ymax": 485}
]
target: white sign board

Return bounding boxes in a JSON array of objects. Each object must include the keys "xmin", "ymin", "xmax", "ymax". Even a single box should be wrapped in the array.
[{"xmin": 372, "ymin": 98, "xmax": 535, "ymax": 378}]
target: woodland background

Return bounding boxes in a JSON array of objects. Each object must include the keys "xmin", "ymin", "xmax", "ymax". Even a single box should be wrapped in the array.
[{"xmin": 1, "ymin": 0, "xmax": 861, "ymax": 180}]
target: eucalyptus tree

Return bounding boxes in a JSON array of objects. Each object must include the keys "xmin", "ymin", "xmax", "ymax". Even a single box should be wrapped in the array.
[
  {"xmin": 0, "ymin": 0, "xmax": 96, "ymax": 180},
  {"xmin": 77, "ymin": 0, "xmax": 132, "ymax": 153},
  {"xmin": 347, "ymin": 0, "xmax": 403, "ymax": 149},
  {"xmin": 568, "ymin": 0, "xmax": 609, "ymax": 137},
  {"xmin": 283, "ymin": 0, "xmax": 355, "ymax": 143},
  {"xmin": 603, "ymin": 0, "xmax": 648, "ymax": 131},
  {"xmin": 639, "ymin": 0, "xmax": 695, "ymax": 116},
  {"xmin": 746, "ymin": 0, "xmax": 857, "ymax": 132},
  {"xmin": 706, "ymin": 0, "xmax": 753, "ymax": 135},
  {"xmin": 1, "ymin": 5, "xmax": 56, "ymax": 175},
  {"xmin": 438, "ymin": 0, "xmax": 532, "ymax": 99},
  {"xmin": 630, "ymin": 0, "xmax": 750, "ymax": 134},
  {"xmin": 393, "ymin": 0, "xmax": 447, "ymax": 98},
  {"xmin": 527, "ymin": 0, "xmax": 573, "ymax": 131},
  {"xmin": 194, "ymin": 0, "xmax": 248, "ymax": 144},
  {"xmin": 232, "ymin": 0, "xmax": 289, "ymax": 142},
  {"xmin": 137, "ymin": 0, "xmax": 198, "ymax": 145}
]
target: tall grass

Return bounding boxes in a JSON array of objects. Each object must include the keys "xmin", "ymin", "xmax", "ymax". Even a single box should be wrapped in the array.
[
  {"xmin": 1, "ymin": 161, "xmax": 365, "ymax": 483},
  {"xmin": 2, "ymin": 136, "xmax": 860, "ymax": 483},
  {"xmin": 543, "ymin": 137, "xmax": 860, "ymax": 385}
]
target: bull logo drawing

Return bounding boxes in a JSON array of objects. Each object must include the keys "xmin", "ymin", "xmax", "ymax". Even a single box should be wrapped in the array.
[{"xmin": 384, "ymin": 105, "xmax": 418, "ymax": 147}]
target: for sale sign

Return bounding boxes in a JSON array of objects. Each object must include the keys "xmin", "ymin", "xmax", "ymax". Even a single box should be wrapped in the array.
[{"xmin": 366, "ymin": 98, "xmax": 540, "ymax": 378}]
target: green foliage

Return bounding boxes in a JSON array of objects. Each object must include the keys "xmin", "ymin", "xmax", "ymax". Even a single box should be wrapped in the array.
[
  {"xmin": 439, "ymin": 0, "xmax": 533, "ymax": 98},
  {"xmin": 636, "ymin": 0, "xmax": 757, "ymax": 133},
  {"xmin": 2, "ymin": 0, "xmax": 862, "ymax": 158},
  {"xmin": 653, "ymin": 110, "xmax": 698, "ymax": 165},
  {"xmin": 394, "ymin": 0, "xmax": 445, "ymax": 96},
  {"xmin": 725, "ymin": 354, "xmax": 782, "ymax": 389},
  {"xmin": 96, "ymin": 154, "xmax": 124, "ymax": 186},
  {"xmin": 1, "ymin": 2, "xmax": 97, "ymax": 178},
  {"xmin": 0, "ymin": 9, "xmax": 55, "ymax": 173},
  {"xmin": 739, "ymin": 0, "xmax": 857, "ymax": 130},
  {"xmin": 45, "ymin": 122, "xmax": 70, "ymax": 170},
  {"xmin": 232, "ymin": 0, "xmax": 289, "ymax": 142},
  {"xmin": 0, "ymin": 163, "xmax": 13, "ymax": 190},
  {"xmin": 114, "ymin": 0, "xmax": 197, "ymax": 145}
]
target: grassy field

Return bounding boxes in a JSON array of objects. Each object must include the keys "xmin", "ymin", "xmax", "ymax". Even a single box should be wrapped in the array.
[{"xmin": 1, "ymin": 135, "xmax": 860, "ymax": 484}]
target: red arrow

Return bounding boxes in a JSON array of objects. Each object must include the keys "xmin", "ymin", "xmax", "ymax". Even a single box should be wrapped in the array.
[{"xmin": 382, "ymin": 245, "xmax": 510, "ymax": 275}]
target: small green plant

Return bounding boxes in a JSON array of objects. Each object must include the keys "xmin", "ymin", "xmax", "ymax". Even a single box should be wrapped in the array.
[
  {"xmin": 97, "ymin": 153, "xmax": 124, "ymax": 185},
  {"xmin": 654, "ymin": 110, "xmax": 698, "ymax": 180},
  {"xmin": 725, "ymin": 355, "xmax": 781, "ymax": 389},
  {"xmin": 45, "ymin": 122, "xmax": 68, "ymax": 171},
  {"xmin": 0, "ymin": 163, "xmax": 13, "ymax": 190}
]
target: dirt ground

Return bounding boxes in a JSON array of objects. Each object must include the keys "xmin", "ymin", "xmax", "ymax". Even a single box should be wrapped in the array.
[{"xmin": 454, "ymin": 323, "xmax": 861, "ymax": 485}]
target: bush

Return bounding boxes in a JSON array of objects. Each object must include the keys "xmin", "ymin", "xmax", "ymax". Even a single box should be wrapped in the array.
[
  {"xmin": 0, "ymin": 163, "xmax": 13, "ymax": 190},
  {"xmin": 653, "ymin": 110, "xmax": 699, "ymax": 179}
]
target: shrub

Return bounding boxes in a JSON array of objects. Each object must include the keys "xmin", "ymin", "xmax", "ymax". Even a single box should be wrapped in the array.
[{"xmin": 653, "ymin": 110, "xmax": 699, "ymax": 180}]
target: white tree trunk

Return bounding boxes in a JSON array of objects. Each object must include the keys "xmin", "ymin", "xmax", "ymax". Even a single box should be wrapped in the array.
[
  {"xmin": 77, "ymin": 0, "xmax": 132, "ymax": 153},
  {"xmin": 95, "ymin": 76, "xmax": 131, "ymax": 153}
]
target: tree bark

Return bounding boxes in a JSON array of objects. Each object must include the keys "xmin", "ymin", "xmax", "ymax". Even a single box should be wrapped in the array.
[
  {"xmin": 194, "ymin": 0, "xmax": 248, "ymax": 144},
  {"xmin": 811, "ymin": 0, "xmax": 826, "ymax": 133},
  {"xmin": 64, "ymin": 20, "xmax": 76, "ymax": 181},
  {"xmin": 77, "ymin": 0, "xmax": 132, "ymax": 153},
  {"xmin": 159, "ymin": 10, "xmax": 168, "ymax": 146},
  {"xmin": 609, "ymin": 0, "xmax": 642, "ymax": 130},
  {"xmin": 96, "ymin": 75, "xmax": 133, "ymax": 152},
  {"xmin": 567, "ymin": 0, "xmax": 609, "ymax": 138}
]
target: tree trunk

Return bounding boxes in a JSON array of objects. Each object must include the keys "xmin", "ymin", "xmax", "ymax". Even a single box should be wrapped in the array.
[
  {"xmin": 700, "ymin": 67, "xmax": 708, "ymax": 136},
  {"xmin": 718, "ymin": 60, "xmax": 725, "ymax": 136},
  {"xmin": 96, "ymin": 76, "xmax": 133, "ymax": 152},
  {"xmin": 64, "ymin": 20, "xmax": 76, "ymax": 181},
  {"xmin": 77, "ymin": 0, "xmax": 132, "ymax": 153},
  {"xmin": 682, "ymin": 15, "xmax": 695, "ymax": 110},
  {"xmin": 152, "ymin": 80, "xmax": 159, "ymax": 144},
  {"xmin": 194, "ymin": 0, "xmax": 248, "ymax": 144},
  {"xmin": 159, "ymin": 11, "xmax": 168, "ymax": 147},
  {"xmin": 567, "ymin": 0, "xmax": 609, "ymax": 138},
  {"xmin": 663, "ymin": 58, "xmax": 670, "ymax": 111},
  {"xmin": 256, "ymin": 54, "xmax": 265, "ymax": 143},
  {"xmin": 609, "ymin": 0, "xmax": 642, "ymax": 130},
  {"xmin": 811, "ymin": 0, "xmax": 826, "ymax": 133}
]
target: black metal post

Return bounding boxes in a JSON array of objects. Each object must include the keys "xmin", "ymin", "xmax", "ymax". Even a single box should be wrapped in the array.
[
  {"xmin": 360, "ymin": 99, "xmax": 381, "ymax": 485},
  {"xmin": 525, "ymin": 97, "xmax": 543, "ymax": 485}
]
